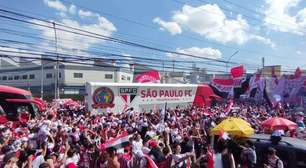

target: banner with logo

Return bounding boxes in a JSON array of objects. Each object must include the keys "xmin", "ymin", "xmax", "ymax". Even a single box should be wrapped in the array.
[
  {"xmin": 87, "ymin": 83, "xmax": 205, "ymax": 113},
  {"xmin": 135, "ymin": 70, "xmax": 160, "ymax": 83}
]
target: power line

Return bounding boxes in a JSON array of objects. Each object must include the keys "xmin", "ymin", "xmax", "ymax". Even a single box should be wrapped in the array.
[
  {"xmin": 0, "ymin": 38, "xmax": 231, "ymax": 70},
  {"xmin": 0, "ymin": 42, "xmax": 241, "ymax": 73},
  {"xmin": 0, "ymin": 11, "xmax": 238, "ymax": 65},
  {"xmin": 0, "ymin": 52, "xmax": 232, "ymax": 74},
  {"xmin": 0, "ymin": 42, "xmax": 298, "ymax": 74},
  {"xmin": 0, "ymin": 3, "xmax": 289, "ymax": 67},
  {"xmin": 0, "ymin": 29, "xmax": 225, "ymax": 65},
  {"xmin": 221, "ymin": 0, "xmax": 305, "ymax": 33},
  {"xmin": 0, "ymin": 53, "xmax": 297, "ymax": 76},
  {"xmin": 0, "ymin": 6, "xmax": 300, "ymax": 70},
  {"xmin": 0, "ymin": 9, "xmax": 259, "ymax": 67},
  {"xmin": 0, "ymin": 3, "xmax": 266, "ymax": 65}
]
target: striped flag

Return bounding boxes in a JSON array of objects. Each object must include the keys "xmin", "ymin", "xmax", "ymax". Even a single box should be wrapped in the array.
[
  {"xmin": 100, "ymin": 131, "xmax": 132, "ymax": 151},
  {"xmin": 219, "ymin": 129, "xmax": 230, "ymax": 140}
]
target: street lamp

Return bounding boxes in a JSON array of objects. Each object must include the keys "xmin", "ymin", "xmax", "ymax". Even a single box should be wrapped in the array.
[{"xmin": 225, "ymin": 50, "xmax": 239, "ymax": 73}]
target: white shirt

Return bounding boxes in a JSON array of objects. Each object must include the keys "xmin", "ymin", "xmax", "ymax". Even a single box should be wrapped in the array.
[
  {"xmin": 214, "ymin": 153, "xmax": 223, "ymax": 168},
  {"xmin": 32, "ymin": 155, "xmax": 45, "ymax": 168},
  {"xmin": 132, "ymin": 140, "xmax": 143, "ymax": 156}
]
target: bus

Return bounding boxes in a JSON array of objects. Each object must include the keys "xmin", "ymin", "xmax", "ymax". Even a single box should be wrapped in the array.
[{"xmin": 0, "ymin": 85, "xmax": 45, "ymax": 121}]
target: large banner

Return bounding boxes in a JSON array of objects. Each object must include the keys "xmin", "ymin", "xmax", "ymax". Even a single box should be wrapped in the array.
[
  {"xmin": 210, "ymin": 76, "xmax": 250, "ymax": 99},
  {"xmin": 250, "ymin": 68, "xmax": 306, "ymax": 106},
  {"xmin": 87, "ymin": 83, "xmax": 199, "ymax": 113}
]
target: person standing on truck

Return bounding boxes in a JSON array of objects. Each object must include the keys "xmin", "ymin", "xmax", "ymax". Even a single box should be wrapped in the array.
[
  {"xmin": 264, "ymin": 147, "xmax": 283, "ymax": 168},
  {"xmin": 240, "ymin": 140, "xmax": 257, "ymax": 168}
]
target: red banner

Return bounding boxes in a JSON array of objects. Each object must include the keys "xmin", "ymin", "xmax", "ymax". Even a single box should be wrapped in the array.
[
  {"xmin": 135, "ymin": 70, "xmax": 160, "ymax": 83},
  {"xmin": 230, "ymin": 65, "xmax": 244, "ymax": 78},
  {"xmin": 212, "ymin": 78, "xmax": 234, "ymax": 85}
]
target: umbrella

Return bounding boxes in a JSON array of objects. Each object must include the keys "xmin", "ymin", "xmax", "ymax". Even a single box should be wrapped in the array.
[
  {"xmin": 211, "ymin": 117, "xmax": 254, "ymax": 137},
  {"xmin": 261, "ymin": 117, "xmax": 297, "ymax": 131}
]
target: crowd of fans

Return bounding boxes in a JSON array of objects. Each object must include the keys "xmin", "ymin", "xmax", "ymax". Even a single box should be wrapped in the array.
[{"xmin": 0, "ymin": 99, "xmax": 305, "ymax": 168}]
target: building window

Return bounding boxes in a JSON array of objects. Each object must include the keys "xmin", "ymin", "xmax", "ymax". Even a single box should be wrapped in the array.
[
  {"xmin": 46, "ymin": 73, "xmax": 53, "ymax": 79},
  {"xmin": 22, "ymin": 75, "xmax": 28, "ymax": 80},
  {"xmin": 8, "ymin": 76, "xmax": 13, "ymax": 80},
  {"xmin": 14, "ymin": 76, "xmax": 19, "ymax": 80},
  {"xmin": 2, "ymin": 76, "xmax": 7, "ymax": 80},
  {"xmin": 121, "ymin": 75, "xmax": 126, "ymax": 80},
  {"xmin": 73, "ymin": 73, "xmax": 83, "ymax": 78},
  {"xmin": 59, "ymin": 72, "xmax": 61, "ymax": 78},
  {"xmin": 29, "ymin": 74, "xmax": 35, "ymax": 79},
  {"xmin": 127, "ymin": 76, "xmax": 131, "ymax": 81},
  {"xmin": 105, "ymin": 74, "xmax": 113, "ymax": 79}
]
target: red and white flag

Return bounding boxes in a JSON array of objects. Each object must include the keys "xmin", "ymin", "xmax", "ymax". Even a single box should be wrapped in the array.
[
  {"xmin": 219, "ymin": 129, "xmax": 230, "ymax": 140},
  {"xmin": 135, "ymin": 70, "xmax": 160, "ymax": 83},
  {"xmin": 225, "ymin": 99, "xmax": 234, "ymax": 113},
  {"xmin": 100, "ymin": 131, "xmax": 132, "ymax": 151}
]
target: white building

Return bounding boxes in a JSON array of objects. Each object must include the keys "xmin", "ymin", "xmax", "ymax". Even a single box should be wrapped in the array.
[{"xmin": 0, "ymin": 58, "xmax": 134, "ymax": 98}]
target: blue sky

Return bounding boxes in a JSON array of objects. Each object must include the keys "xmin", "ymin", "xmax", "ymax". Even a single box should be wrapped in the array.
[{"xmin": 0, "ymin": 0, "xmax": 305, "ymax": 73}]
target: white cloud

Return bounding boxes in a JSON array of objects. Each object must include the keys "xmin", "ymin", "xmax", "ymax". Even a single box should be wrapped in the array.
[
  {"xmin": 153, "ymin": 17, "xmax": 182, "ymax": 35},
  {"xmin": 153, "ymin": 4, "xmax": 274, "ymax": 47},
  {"xmin": 37, "ymin": 0, "xmax": 117, "ymax": 53},
  {"xmin": 264, "ymin": 0, "xmax": 306, "ymax": 35},
  {"xmin": 43, "ymin": 0, "xmax": 67, "ymax": 12},
  {"xmin": 250, "ymin": 35, "xmax": 276, "ymax": 48},
  {"xmin": 68, "ymin": 4, "xmax": 76, "ymax": 15},
  {"xmin": 31, "ymin": 17, "xmax": 116, "ymax": 51},
  {"xmin": 78, "ymin": 9, "xmax": 96, "ymax": 18},
  {"xmin": 167, "ymin": 47, "xmax": 222, "ymax": 59},
  {"xmin": 296, "ymin": 50, "xmax": 302, "ymax": 55}
]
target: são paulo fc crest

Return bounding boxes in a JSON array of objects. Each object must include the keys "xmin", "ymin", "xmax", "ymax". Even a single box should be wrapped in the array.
[
  {"xmin": 92, "ymin": 87, "xmax": 115, "ymax": 108},
  {"xmin": 119, "ymin": 88, "xmax": 137, "ymax": 112}
]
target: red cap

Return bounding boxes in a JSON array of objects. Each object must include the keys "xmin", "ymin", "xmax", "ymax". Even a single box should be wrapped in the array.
[
  {"xmin": 66, "ymin": 163, "xmax": 77, "ymax": 168},
  {"xmin": 148, "ymin": 140, "xmax": 158, "ymax": 148}
]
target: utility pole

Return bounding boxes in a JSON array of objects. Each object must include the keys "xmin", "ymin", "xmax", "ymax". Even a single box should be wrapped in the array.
[
  {"xmin": 262, "ymin": 57, "xmax": 265, "ymax": 69},
  {"xmin": 172, "ymin": 60, "xmax": 175, "ymax": 72},
  {"xmin": 41, "ymin": 60, "xmax": 44, "ymax": 99},
  {"xmin": 162, "ymin": 60, "xmax": 165, "ymax": 83},
  {"xmin": 53, "ymin": 22, "xmax": 60, "ymax": 100}
]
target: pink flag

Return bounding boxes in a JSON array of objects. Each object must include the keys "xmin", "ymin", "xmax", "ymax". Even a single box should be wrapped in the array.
[{"xmin": 135, "ymin": 70, "xmax": 160, "ymax": 83}]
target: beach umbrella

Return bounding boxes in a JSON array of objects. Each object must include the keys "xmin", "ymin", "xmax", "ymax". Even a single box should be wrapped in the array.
[
  {"xmin": 211, "ymin": 117, "xmax": 254, "ymax": 137},
  {"xmin": 261, "ymin": 117, "xmax": 297, "ymax": 131}
]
